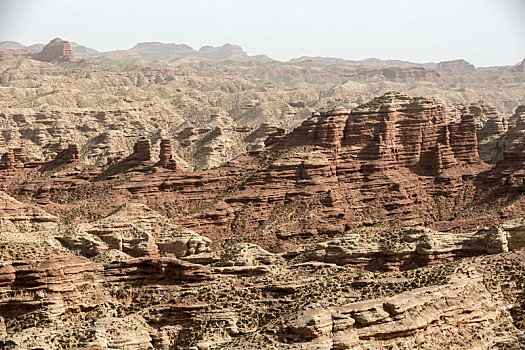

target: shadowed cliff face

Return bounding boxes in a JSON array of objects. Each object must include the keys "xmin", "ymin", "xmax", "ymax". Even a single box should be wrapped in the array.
[{"xmin": 32, "ymin": 38, "xmax": 76, "ymax": 63}]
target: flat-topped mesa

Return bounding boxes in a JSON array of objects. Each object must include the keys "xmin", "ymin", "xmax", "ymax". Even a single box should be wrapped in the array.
[
  {"xmin": 33, "ymin": 38, "xmax": 76, "ymax": 63},
  {"xmin": 127, "ymin": 138, "xmax": 152, "ymax": 162},
  {"xmin": 436, "ymin": 59, "xmax": 476, "ymax": 72},
  {"xmin": 157, "ymin": 139, "xmax": 178, "ymax": 169},
  {"xmin": 53, "ymin": 144, "xmax": 80, "ymax": 164}
]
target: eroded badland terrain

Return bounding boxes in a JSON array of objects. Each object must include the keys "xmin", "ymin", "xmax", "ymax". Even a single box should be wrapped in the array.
[{"xmin": 1, "ymin": 38, "xmax": 525, "ymax": 349}]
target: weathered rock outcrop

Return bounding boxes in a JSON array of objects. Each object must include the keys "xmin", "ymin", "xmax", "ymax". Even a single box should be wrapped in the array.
[
  {"xmin": 5, "ymin": 93, "xmax": 497, "ymax": 251},
  {"xmin": 0, "ymin": 148, "xmax": 26, "ymax": 170},
  {"xmin": 128, "ymin": 138, "xmax": 152, "ymax": 162},
  {"xmin": 0, "ymin": 191, "xmax": 58, "ymax": 237},
  {"xmin": 0, "ymin": 49, "xmax": 31, "ymax": 60},
  {"xmin": 144, "ymin": 93, "xmax": 487, "ymax": 245},
  {"xmin": 59, "ymin": 203, "xmax": 211, "ymax": 259},
  {"xmin": 287, "ymin": 218, "xmax": 525, "ymax": 269},
  {"xmin": 458, "ymin": 102, "xmax": 508, "ymax": 163},
  {"xmin": 156, "ymin": 139, "xmax": 182, "ymax": 170},
  {"xmin": 500, "ymin": 105, "xmax": 525, "ymax": 152},
  {"xmin": 103, "ymin": 257, "xmax": 213, "ymax": 284},
  {"xmin": 282, "ymin": 267, "xmax": 508, "ymax": 349},
  {"xmin": 0, "ymin": 151, "xmax": 15, "ymax": 169},
  {"xmin": 32, "ymin": 38, "xmax": 76, "ymax": 63},
  {"xmin": 52, "ymin": 144, "xmax": 79, "ymax": 164},
  {"xmin": 0, "ymin": 255, "xmax": 105, "ymax": 319}
]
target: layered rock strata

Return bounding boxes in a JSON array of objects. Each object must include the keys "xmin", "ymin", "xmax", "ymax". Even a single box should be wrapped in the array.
[
  {"xmin": 282, "ymin": 267, "xmax": 505, "ymax": 349},
  {"xmin": 435, "ymin": 59, "xmax": 475, "ymax": 72},
  {"xmin": 146, "ymin": 93, "xmax": 487, "ymax": 243},
  {"xmin": 157, "ymin": 139, "xmax": 178, "ymax": 169},
  {"xmin": 461, "ymin": 102, "xmax": 508, "ymax": 163},
  {"xmin": 53, "ymin": 144, "xmax": 79, "ymax": 164},
  {"xmin": 4, "ymin": 93, "xmax": 497, "ymax": 250},
  {"xmin": 287, "ymin": 218, "xmax": 525, "ymax": 269},
  {"xmin": 58, "ymin": 203, "xmax": 211, "ymax": 259},
  {"xmin": 128, "ymin": 138, "xmax": 152, "ymax": 162},
  {"xmin": 32, "ymin": 38, "xmax": 76, "ymax": 63},
  {"xmin": 0, "ymin": 255, "xmax": 105, "ymax": 320}
]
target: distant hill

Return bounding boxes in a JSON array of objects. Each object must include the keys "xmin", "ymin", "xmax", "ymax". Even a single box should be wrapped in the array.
[
  {"xmin": 0, "ymin": 40, "xmax": 98, "ymax": 58},
  {"xmin": 102, "ymin": 42, "xmax": 273, "ymax": 62},
  {"xmin": 435, "ymin": 59, "xmax": 476, "ymax": 72},
  {"xmin": 288, "ymin": 56, "xmax": 437, "ymax": 69},
  {"xmin": 0, "ymin": 39, "xmax": 521, "ymax": 69}
]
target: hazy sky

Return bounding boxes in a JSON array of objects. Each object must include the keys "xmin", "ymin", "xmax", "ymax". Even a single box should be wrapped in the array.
[{"xmin": 0, "ymin": 0, "xmax": 524, "ymax": 66}]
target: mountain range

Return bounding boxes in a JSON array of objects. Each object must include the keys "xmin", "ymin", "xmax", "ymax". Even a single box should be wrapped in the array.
[{"xmin": 1, "ymin": 39, "xmax": 522, "ymax": 69}]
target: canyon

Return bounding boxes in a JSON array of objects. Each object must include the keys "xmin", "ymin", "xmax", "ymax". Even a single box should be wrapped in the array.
[{"xmin": 0, "ymin": 39, "xmax": 525, "ymax": 349}]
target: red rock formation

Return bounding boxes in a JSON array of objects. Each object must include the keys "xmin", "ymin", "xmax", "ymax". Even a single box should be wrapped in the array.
[
  {"xmin": 459, "ymin": 102, "xmax": 508, "ymax": 163},
  {"xmin": 13, "ymin": 148, "xmax": 27, "ymax": 165},
  {"xmin": 127, "ymin": 138, "xmax": 151, "ymax": 161},
  {"xmin": 157, "ymin": 139, "xmax": 178, "ymax": 169},
  {"xmin": 448, "ymin": 113, "xmax": 480, "ymax": 163},
  {"xmin": 5, "ymin": 93, "xmax": 507, "ymax": 250},
  {"xmin": 484, "ymin": 149, "xmax": 525, "ymax": 192},
  {"xmin": 103, "ymin": 257, "xmax": 213, "ymax": 284},
  {"xmin": 0, "ymin": 255, "xmax": 105, "ymax": 319},
  {"xmin": 0, "ymin": 49, "xmax": 31, "ymax": 60},
  {"xmin": 106, "ymin": 153, "xmax": 124, "ymax": 165},
  {"xmin": 32, "ymin": 38, "xmax": 76, "ymax": 63},
  {"xmin": 136, "ymin": 93, "xmax": 485, "ymax": 244},
  {"xmin": 0, "ymin": 151, "xmax": 15, "ymax": 169},
  {"xmin": 0, "ymin": 148, "xmax": 25, "ymax": 170},
  {"xmin": 53, "ymin": 144, "xmax": 80, "ymax": 164}
]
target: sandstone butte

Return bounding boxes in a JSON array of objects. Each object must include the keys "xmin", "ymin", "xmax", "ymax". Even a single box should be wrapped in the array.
[
  {"xmin": 2, "ymin": 92, "xmax": 525, "ymax": 349},
  {"xmin": 0, "ymin": 38, "xmax": 76, "ymax": 63}
]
